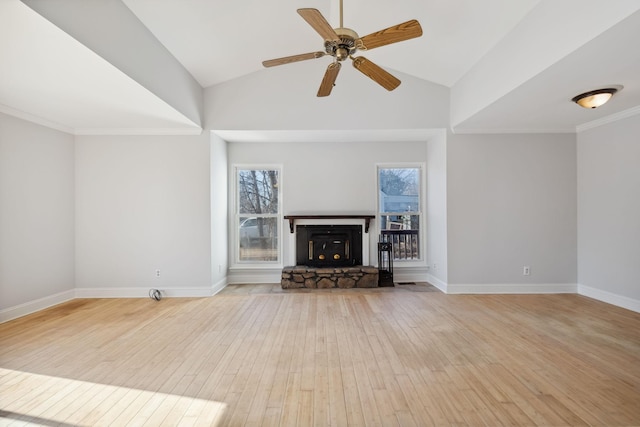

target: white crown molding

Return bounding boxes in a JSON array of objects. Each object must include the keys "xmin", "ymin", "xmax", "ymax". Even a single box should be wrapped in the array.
[
  {"xmin": 213, "ymin": 129, "xmax": 443, "ymax": 144},
  {"xmin": 450, "ymin": 127, "xmax": 575, "ymax": 135},
  {"xmin": 0, "ymin": 104, "xmax": 74, "ymax": 134},
  {"xmin": 74, "ymin": 127, "xmax": 203, "ymax": 136},
  {"xmin": 1, "ymin": 104, "xmax": 203, "ymax": 136},
  {"xmin": 576, "ymin": 105, "xmax": 640, "ymax": 133}
]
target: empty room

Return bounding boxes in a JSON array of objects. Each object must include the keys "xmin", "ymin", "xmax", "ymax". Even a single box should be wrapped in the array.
[{"xmin": 1, "ymin": 0, "xmax": 639, "ymax": 425}]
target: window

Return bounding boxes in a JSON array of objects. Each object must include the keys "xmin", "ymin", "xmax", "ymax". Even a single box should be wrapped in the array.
[
  {"xmin": 378, "ymin": 166, "xmax": 422, "ymax": 260},
  {"xmin": 236, "ymin": 168, "xmax": 280, "ymax": 263}
]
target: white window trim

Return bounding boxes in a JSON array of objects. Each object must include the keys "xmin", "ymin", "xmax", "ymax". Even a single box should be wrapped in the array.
[
  {"xmin": 231, "ymin": 164, "xmax": 283, "ymax": 269},
  {"xmin": 376, "ymin": 163, "xmax": 427, "ymax": 267}
]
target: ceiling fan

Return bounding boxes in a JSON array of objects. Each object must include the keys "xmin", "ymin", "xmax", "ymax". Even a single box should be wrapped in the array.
[{"xmin": 262, "ymin": 0, "xmax": 423, "ymax": 97}]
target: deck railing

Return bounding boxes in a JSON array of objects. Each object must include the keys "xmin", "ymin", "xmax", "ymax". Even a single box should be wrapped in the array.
[{"xmin": 380, "ymin": 229, "xmax": 420, "ymax": 260}]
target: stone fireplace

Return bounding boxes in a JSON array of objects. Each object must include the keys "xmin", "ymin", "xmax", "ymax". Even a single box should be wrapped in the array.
[{"xmin": 281, "ymin": 214, "xmax": 378, "ymax": 289}]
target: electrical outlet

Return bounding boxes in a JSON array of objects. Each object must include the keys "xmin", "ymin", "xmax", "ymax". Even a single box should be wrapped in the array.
[
  {"xmin": 523, "ymin": 266, "xmax": 531, "ymax": 276},
  {"xmin": 155, "ymin": 269, "xmax": 161, "ymax": 277},
  {"xmin": 433, "ymin": 263, "xmax": 438, "ymax": 270}
]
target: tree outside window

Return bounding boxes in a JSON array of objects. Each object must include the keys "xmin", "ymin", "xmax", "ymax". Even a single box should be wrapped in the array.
[{"xmin": 237, "ymin": 169, "xmax": 280, "ymax": 262}]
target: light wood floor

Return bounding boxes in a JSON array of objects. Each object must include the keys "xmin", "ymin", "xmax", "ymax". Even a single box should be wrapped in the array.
[{"xmin": 1, "ymin": 283, "xmax": 640, "ymax": 426}]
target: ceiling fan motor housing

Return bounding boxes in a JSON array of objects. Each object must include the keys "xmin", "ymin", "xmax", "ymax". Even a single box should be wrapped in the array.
[{"xmin": 325, "ymin": 27, "xmax": 359, "ymax": 61}]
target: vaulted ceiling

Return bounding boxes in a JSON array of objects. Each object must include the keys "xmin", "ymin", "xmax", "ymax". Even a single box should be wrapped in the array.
[{"xmin": 1, "ymin": 0, "xmax": 639, "ymax": 135}]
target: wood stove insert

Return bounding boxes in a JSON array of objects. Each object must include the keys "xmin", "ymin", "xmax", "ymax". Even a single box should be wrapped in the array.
[{"xmin": 295, "ymin": 224, "xmax": 362, "ymax": 267}]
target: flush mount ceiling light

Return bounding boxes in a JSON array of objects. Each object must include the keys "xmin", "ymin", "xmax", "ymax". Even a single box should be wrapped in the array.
[{"xmin": 572, "ymin": 86, "xmax": 622, "ymax": 109}]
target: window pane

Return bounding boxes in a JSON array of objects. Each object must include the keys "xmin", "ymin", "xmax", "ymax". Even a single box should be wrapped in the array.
[
  {"xmin": 239, "ymin": 216, "xmax": 278, "ymax": 261},
  {"xmin": 380, "ymin": 214, "xmax": 420, "ymax": 231},
  {"xmin": 379, "ymin": 168, "xmax": 419, "ymax": 213},
  {"xmin": 378, "ymin": 167, "xmax": 421, "ymax": 261},
  {"xmin": 238, "ymin": 170, "xmax": 279, "ymax": 214}
]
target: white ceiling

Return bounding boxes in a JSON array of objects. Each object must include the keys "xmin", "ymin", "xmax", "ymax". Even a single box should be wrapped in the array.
[
  {"xmin": 121, "ymin": 0, "xmax": 539, "ymax": 89},
  {"xmin": 0, "ymin": 0, "xmax": 201, "ymax": 134},
  {"xmin": 1, "ymin": 0, "xmax": 639, "ymax": 135}
]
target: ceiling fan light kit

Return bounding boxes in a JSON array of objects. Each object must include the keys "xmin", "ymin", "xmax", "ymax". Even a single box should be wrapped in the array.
[
  {"xmin": 262, "ymin": 1, "xmax": 422, "ymax": 97},
  {"xmin": 572, "ymin": 86, "xmax": 622, "ymax": 109}
]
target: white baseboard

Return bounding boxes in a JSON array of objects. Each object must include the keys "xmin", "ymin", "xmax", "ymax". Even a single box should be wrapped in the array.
[
  {"xmin": 446, "ymin": 283, "xmax": 577, "ymax": 294},
  {"xmin": 6, "ymin": 281, "xmax": 636, "ymax": 325},
  {"xmin": 1, "ymin": 281, "xmax": 230, "ymax": 324},
  {"xmin": 211, "ymin": 277, "xmax": 228, "ymax": 295},
  {"xmin": 0, "ymin": 289, "xmax": 75, "ymax": 323},
  {"xmin": 227, "ymin": 269, "xmax": 281, "ymax": 285},
  {"xmin": 578, "ymin": 284, "xmax": 640, "ymax": 313},
  {"xmin": 425, "ymin": 274, "xmax": 447, "ymax": 293},
  {"xmin": 74, "ymin": 286, "xmax": 219, "ymax": 298},
  {"xmin": 392, "ymin": 267, "xmax": 430, "ymax": 284}
]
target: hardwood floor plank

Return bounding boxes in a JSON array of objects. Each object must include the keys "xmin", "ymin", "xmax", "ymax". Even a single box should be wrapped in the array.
[
  {"xmin": 334, "ymin": 306, "xmax": 366, "ymax": 426},
  {"xmin": 1, "ymin": 285, "xmax": 640, "ymax": 426}
]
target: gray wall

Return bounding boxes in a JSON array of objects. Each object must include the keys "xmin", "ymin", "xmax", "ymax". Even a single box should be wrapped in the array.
[
  {"xmin": 447, "ymin": 133, "xmax": 577, "ymax": 292},
  {"xmin": 426, "ymin": 132, "xmax": 448, "ymax": 287},
  {"xmin": 0, "ymin": 113, "xmax": 75, "ymax": 313},
  {"xmin": 205, "ymin": 64, "xmax": 450, "ymax": 131},
  {"xmin": 225, "ymin": 139, "xmax": 432, "ymax": 283},
  {"xmin": 210, "ymin": 133, "xmax": 228, "ymax": 288},
  {"xmin": 74, "ymin": 134, "xmax": 212, "ymax": 296},
  {"xmin": 3, "ymin": 73, "xmax": 639, "ymax": 318},
  {"xmin": 578, "ymin": 114, "xmax": 640, "ymax": 308}
]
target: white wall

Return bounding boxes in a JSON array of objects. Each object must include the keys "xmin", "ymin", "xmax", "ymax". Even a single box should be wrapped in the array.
[
  {"xmin": 426, "ymin": 131, "xmax": 448, "ymax": 289},
  {"xmin": 210, "ymin": 133, "xmax": 228, "ymax": 290},
  {"xmin": 74, "ymin": 134, "xmax": 212, "ymax": 296},
  {"xmin": 207, "ymin": 65, "xmax": 450, "ymax": 285},
  {"xmin": 451, "ymin": 2, "xmax": 640, "ymax": 128},
  {"xmin": 0, "ymin": 113, "xmax": 75, "ymax": 317},
  {"xmin": 205, "ymin": 64, "xmax": 449, "ymax": 131},
  {"xmin": 446, "ymin": 133, "xmax": 577, "ymax": 292},
  {"xmin": 577, "ymin": 114, "xmax": 640, "ymax": 311},
  {"xmin": 226, "ymin": 139, "xmax": 431, "ymax": 282},
  {"xmin": 23, "ymin": 0, "xmax": 203, "ymax": 127}
]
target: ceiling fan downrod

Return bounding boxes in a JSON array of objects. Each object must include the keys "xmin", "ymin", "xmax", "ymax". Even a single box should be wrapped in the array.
[{"xmin": 326, "ymin": 0, "xmax": 359, "ymax": 61}]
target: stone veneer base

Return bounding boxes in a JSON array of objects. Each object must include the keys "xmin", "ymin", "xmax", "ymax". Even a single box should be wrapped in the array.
[{"xmin": 281, "ymin": 266, "xmax": 379, "ymax": 289}]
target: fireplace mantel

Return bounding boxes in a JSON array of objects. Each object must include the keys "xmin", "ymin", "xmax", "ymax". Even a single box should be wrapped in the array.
[{"xmin": 284, "ymin": 214, "xmax": 375, "ymax": 233}]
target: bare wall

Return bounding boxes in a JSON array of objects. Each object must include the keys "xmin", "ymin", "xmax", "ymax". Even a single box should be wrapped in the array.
[
  {"xmin": 226, "ymin": 139, "xmax": 431, "ymax": 279},
  {"xmin": 0, "ymin": 113, "xmax": 75, "ymax": 312},
  {"xmin": 577, "ymin": 114, "xmax": 640, "ymax": 307},
  {"xmin": 74, "ymin": 134, "xmax": 212, "ymax": 296},
  {"xmin": 447, "ymin": 133, "xmax": 577, "ymax": 292},
  {"xmin": 204, "ymin": 64, "xmax": 449, "ymax": 131}
]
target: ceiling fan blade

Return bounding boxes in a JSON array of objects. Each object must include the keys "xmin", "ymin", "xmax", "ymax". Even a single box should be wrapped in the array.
[
  {"xmin": 262, "ymin": 52, "xmax": 326, "ymax": 68},
  {"xmin": 297, "ymin": 8, "xmax": 340, "ymax": 42},
  {"xmin": 358, "ymin": 19, "xmax": 423, "ymax": 50},
  {"xmin": 352, "ymin": 56, "xmax": 401, "ymax": 91},
  {"xmin": 317, "ymin": 62, "xmax": 341, "ymax": 97}
]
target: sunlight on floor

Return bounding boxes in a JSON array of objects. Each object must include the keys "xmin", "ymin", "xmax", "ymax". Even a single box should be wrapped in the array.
[{"xmin": 0, "ymin": 368, "xmax": 227, "ymax": 426}]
